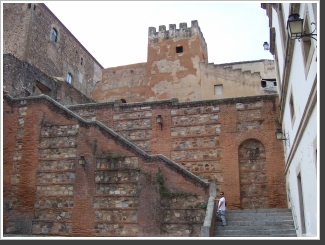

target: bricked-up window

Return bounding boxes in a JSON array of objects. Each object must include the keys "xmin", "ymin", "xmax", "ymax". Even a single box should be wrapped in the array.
[
  {"xmin": 66, "ymin": 73, "xmax": 72, "ymax": 84},
  {"xmin": 176, "ymin": 46, "xmax": 183, "ymax": 53},
  {"xmin": 51, "ymin": 28, "xmax": 58, "ymax": 42},
  {"xmin": 214, "ymin": 85, "xmax": 223, "ymax": 95}
]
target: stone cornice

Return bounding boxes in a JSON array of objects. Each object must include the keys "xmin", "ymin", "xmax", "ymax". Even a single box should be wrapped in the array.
[{"xmin": 66, "ymin": 94, "xmax": 279, "ymax": 110}]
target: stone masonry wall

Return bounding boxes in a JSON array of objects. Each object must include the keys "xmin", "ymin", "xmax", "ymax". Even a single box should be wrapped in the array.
[
  {"xmin": 3, "ymin": 3, "xmax": 102, "ymax": 98},
  {"xmin": 3, "ymin": 95, "xmax": 209, "ymax": 237},
  {"xmin": 3, "ymin": 54, "xmax": 94, "ymax": 105},
  {"xmin": 92, "ymin": 63, "xmax": 147, "ymax": 103},
  {"xmin": 68, "ymin": 94, "xmax": 287, "ymax": 210}
]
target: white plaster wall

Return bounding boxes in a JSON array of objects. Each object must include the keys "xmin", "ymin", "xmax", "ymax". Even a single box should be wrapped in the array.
[
  {"xmin": 282, "ymin": 4, "xmax": 317, "ymax": 156},
  {"xmin": 272, "ymin": 2, "xmax": 318, "ymax": 237},
  {"xmin": 286, "ymin": 104, "xmax": 318, "ymax": 237}
]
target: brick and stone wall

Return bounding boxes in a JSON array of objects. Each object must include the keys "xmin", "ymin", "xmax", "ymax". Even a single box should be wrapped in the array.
[
  {"xmin": 3, "ymin": 95, "xmax": 210, "ymax": 237},
  {"xmin": 68, "ymin": 94, "xmax": 287, "ymax": 211}
]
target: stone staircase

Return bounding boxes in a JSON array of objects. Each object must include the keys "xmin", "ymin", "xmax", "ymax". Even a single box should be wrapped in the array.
[{"xmin": 214, "ymin": 209, "xmax": 297, "ymax": 237}]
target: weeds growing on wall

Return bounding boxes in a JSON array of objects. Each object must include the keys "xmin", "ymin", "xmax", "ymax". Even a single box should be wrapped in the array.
[
  {"xmin": 106, "ymin": 152, "xmax": 125, "ymax": 161},
  {"xmin": 155, "ymin": 168, "xmax": 194, "ymax": 198}
]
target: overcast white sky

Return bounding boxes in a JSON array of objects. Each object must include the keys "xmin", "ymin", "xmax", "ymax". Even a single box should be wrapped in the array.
[{"xmin": 46, "ymin": 1, "xmax": 274, "ymax": 68}]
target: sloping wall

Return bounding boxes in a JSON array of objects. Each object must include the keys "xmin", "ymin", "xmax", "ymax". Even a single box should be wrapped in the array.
[{"xmin": 3, "ymin": 94, "xmax": 210, "ymax": 237}]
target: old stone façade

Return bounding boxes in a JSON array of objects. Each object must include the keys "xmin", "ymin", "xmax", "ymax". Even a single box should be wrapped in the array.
[
  {"xmin": 3, "ymin": 2, "xmax": 287, "ymax": 237},
  {"xmin": 67, "ymin": 94, "xmax": 287, "ymax": 210},
  {"xmin": 3, "ymin": 94, "xmax": 210, "ymax": 237}
]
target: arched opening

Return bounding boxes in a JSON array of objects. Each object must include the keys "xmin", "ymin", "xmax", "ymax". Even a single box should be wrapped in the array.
[
  {"xmin": 238, "ymin": 138, "xmax": 269, "ymax": 209},
  {"xmin": 120, "ymin": 99, "xmax": 126, "ymax": 103}
]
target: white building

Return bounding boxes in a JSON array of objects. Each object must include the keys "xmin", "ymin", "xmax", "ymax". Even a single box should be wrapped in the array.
[{"xmin": 261, "ymin": 2, "xmax": 318, "ymax": 238}]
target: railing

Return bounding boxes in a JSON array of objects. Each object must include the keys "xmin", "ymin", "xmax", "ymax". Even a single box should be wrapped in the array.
[
  {"xmin": 201, "ymin": 182, "xmax": 217, "ymax": 237},
  {"xmin": 287, "ymin": 187, "xmax": 299, "ymax": 230}
]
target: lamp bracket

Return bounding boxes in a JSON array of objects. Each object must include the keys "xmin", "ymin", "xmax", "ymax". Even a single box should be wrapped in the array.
[{"xmin": 298, "ymin": 22, "xmax": 317, "ymax": 41}]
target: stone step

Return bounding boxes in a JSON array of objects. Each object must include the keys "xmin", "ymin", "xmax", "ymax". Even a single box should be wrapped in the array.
[
  {"xmin": 225, "ymin": 208, "xmax": 292, "ymax": 213},
  {"xmin": 224, "ymin": 216, "xmax": 294, "ymax": 222},
  {"xmin": 213, "ymin": 208, "xmax": 297, "ymax": 237},
  {"xmin": 214, "ymin": 229, "xmax": 297, "ymax": 237},
  {"xmin": 214, "ymin": 221, "xmax": 295, "ymax": 228},
  {"xmin": 215, "ymin": 233, "xmax": 297, "ymax": 237}
]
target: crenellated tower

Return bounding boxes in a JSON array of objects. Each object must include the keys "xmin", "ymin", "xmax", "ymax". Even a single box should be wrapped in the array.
[{"xmin": 146, "ymin": 20, "xmax": 208, "ymax": 102}]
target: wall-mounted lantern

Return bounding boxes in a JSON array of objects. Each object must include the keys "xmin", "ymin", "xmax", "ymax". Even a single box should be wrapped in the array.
[
  {"xmin": 156, "ymin": 115, "xmax": 163, "ymax": 130},
  {"xmin": 287, "ymin": 13, "xmax": 317, "ymax": 41},
  {"xmin": 275, "ymin": 129, "xmax": 290, "ymax": 147},
  {"xmin": 79, "ymin": 155, "xmax": 86, "ymax": 171},
  {"xmin": 263, "ymin": 42, "xmax": 270, "ymax": 50}
]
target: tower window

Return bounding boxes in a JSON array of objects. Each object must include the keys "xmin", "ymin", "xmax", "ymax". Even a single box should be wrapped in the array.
[
  {"xmin": 176, "ymin": 46, "xmax": 183, "ymax": 53},
  {"xmin": 80, "ymin": 58, "xmax": 83, "ymax": 65},
  {"xmin": 66, "ymin": 73, "xmax": 72, "ymax": 84},
  {"xmin": 214, "ymin": 85, "xmax": 223, "ymax": 95},
  {"xmin": 51, "ymin": 28, "xmax": 58, "ymax": 42}
]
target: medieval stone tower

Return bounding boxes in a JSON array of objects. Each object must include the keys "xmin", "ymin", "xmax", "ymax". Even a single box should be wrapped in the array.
[
  {"xmin": 146, "ymin": 20, "xmax": 208, "ymax": 101},
  {"xmin": 92, "ymin": 20, "xmax": 276, "ymax": 103}
]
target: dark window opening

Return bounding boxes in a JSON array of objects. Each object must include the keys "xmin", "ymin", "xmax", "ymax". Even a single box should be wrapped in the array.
[
  {"xmin": 176, "ymin": 46, "xmax": 183, "ymax": 53},
  {"xmin": 261, "ymin": 79, "xmax": 276, "ymax": 87},
  {"xmin": 80, "ymin": 58, "xmax": 83, "ymax": 65},
  {"xmin": 51, "ymin": 28, "xmax": 58, "ymax": 42},
  {"xmin": 33, "ymin": 4, "xmax": 36, "ymax": 10},
  {"xmin": 28, "ymin": 3, "xmax": 31, "ymax": 9},
  {"xmin": 120, "ymin": 99, "xmax": 127, "ymax": 103}
]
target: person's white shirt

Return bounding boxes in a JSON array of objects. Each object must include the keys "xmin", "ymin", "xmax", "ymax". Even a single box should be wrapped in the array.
[{"xmin": 218, "ymin": 196, "xmax": 226, "ymax": 211}]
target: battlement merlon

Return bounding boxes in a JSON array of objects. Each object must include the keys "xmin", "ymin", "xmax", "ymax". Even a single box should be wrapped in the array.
[
  {"xmin": 148, "ymin": 20, "xmax": 205, "ymax": 42},
  {"xmin": 148, "ymin": 20, "xmax": 207, "ymax": 46}
]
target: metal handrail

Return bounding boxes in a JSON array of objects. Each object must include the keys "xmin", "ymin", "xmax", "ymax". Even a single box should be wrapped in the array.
[{"xmin": 287, "ymin": 188, "xmax": 299, "ymax": 230}]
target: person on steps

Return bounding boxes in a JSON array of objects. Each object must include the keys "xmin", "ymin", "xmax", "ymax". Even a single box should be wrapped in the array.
[{"xmin": 215, "ymin": 191, "xmax": 226, "ymax": 226}]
